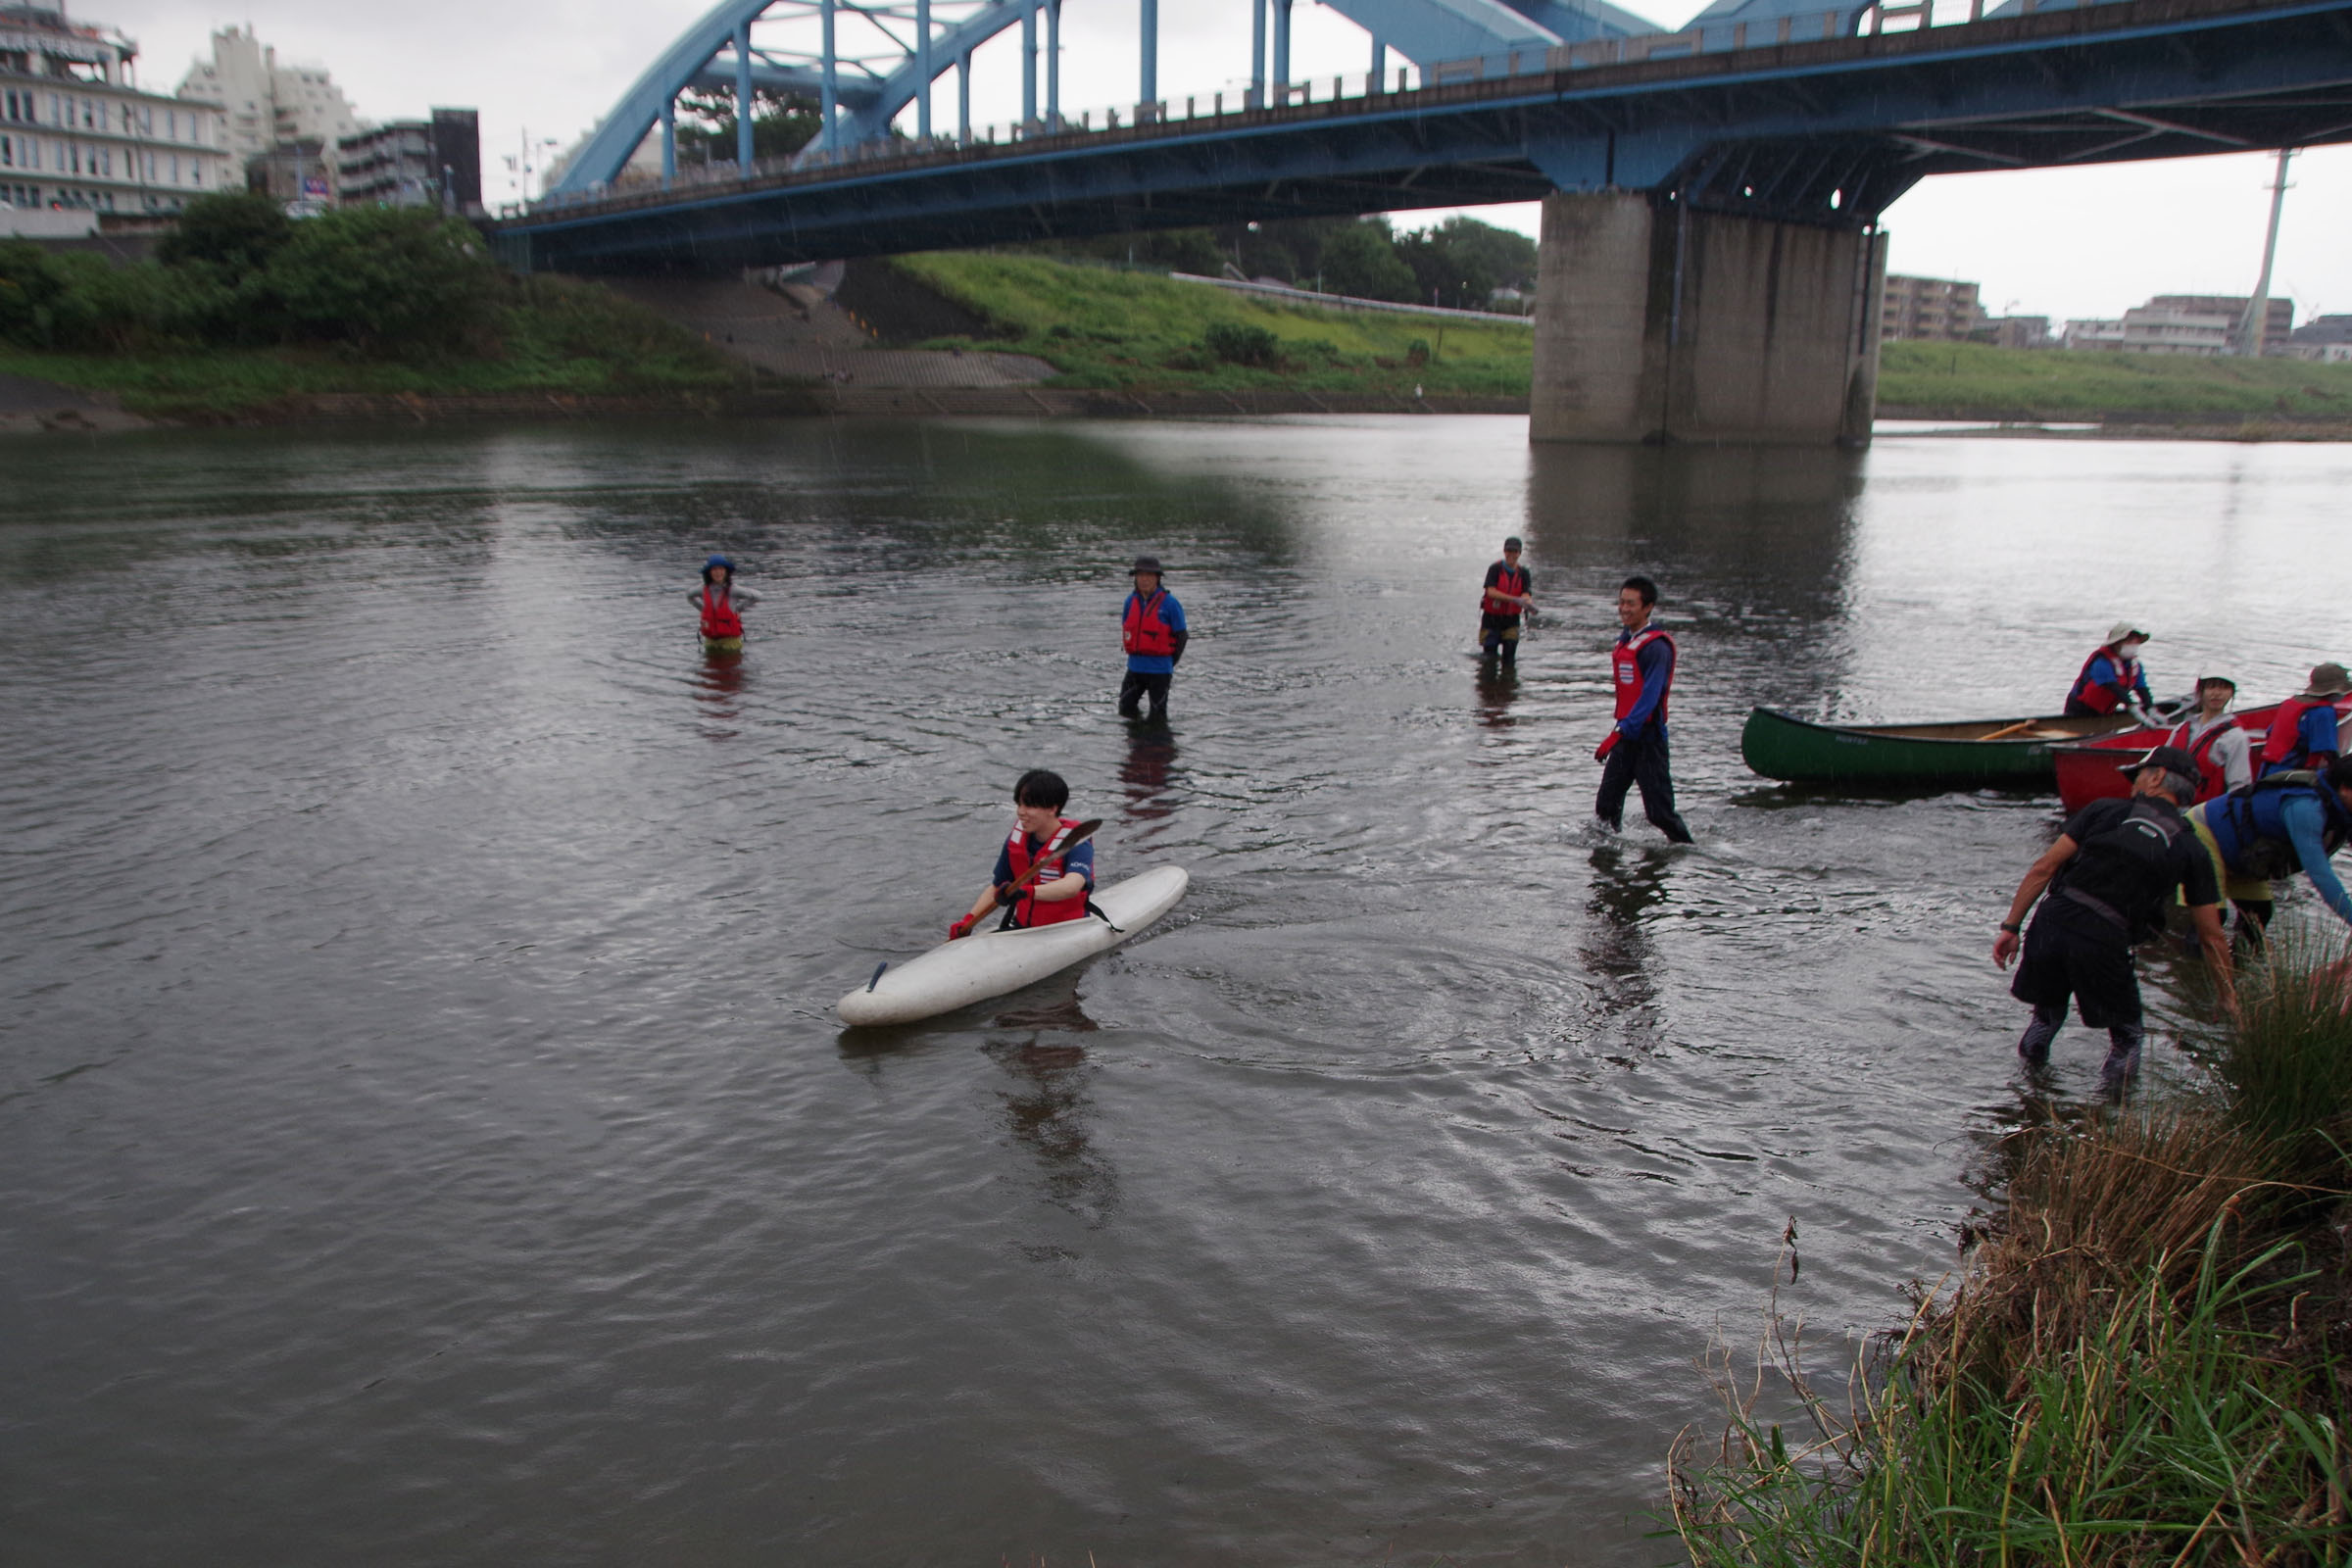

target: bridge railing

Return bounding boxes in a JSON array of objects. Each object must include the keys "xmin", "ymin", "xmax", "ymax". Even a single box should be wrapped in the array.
[{"xmin": 514, "ymin": 0, "xmax": 2135, "ymax": 219}]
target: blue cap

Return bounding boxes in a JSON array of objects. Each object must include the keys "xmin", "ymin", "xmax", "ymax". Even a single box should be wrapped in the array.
[{"xmin": 706, "ymin": 554, "xmax": 735, "ymax": 571}]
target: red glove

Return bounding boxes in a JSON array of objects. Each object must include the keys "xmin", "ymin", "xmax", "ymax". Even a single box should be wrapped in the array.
[
  {"xmin": 1594, "ymin": 730, "xmax": 1620, "ymax": 762},
  {"xmin": 949, "ymin": 914, "xmax": 977, "ymax": 941}
]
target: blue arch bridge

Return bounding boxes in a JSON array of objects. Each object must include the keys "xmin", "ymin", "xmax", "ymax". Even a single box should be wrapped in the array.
[{"xmin": 492, "ymin": 0, "xmax": 2352, "ymax": 444}]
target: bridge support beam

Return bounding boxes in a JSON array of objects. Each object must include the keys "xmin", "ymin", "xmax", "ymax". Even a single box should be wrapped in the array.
[{"xmin": 1530, "ymin": 191, "xmax": 1886, "ymax": 448}]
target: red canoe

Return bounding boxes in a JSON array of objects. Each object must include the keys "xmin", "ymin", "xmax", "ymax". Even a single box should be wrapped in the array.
[{"xmin": 2052, "ymin": 696, "xmax": 2352, "ymax": 812}]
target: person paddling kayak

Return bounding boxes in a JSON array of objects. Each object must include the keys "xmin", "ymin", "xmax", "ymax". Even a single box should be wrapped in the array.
[
  {"xmin": 690, "ymin": 555, "xmax": 760, "ymax": 655},
  {"xmin": 952, "ymin": 770, "xmax": 1097, "ymax": 940},
  {"xmin": 2064, "ymin": 621, "xmax": 2155, "ymax": 720}
]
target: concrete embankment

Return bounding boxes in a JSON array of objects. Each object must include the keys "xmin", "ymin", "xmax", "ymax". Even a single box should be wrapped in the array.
[{"xmin": 0, "ymin": 373, "xmax": 152, "ymax": 435}]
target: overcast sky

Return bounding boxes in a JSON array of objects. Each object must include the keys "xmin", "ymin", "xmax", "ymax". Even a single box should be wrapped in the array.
[{"xmin": 98, "ymin": 0, "xmax": 2352, "ymax": 324}]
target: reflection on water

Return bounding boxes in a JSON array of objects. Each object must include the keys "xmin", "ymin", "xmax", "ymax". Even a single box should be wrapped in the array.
[
  {"xmin": 5, "ymin": 418, "xmax": 2351, "ymax": 1568},
  {"xmin": 1118, "ymin": 722, "xmax": 1180, "ymax": 833}
]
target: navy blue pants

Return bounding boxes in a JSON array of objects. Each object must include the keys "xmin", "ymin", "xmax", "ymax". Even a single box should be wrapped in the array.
[{"xmin": 1595, "ymin": 725, "xmax": 1692, "ymax": 843}]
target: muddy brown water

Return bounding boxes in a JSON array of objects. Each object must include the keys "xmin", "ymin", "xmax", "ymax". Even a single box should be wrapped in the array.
[{"xmin": 4, "ymin": 418, "xmax": 2347, "ymax": 1565}]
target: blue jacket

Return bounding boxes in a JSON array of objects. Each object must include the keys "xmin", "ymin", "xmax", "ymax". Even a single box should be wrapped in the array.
[
  {"xmin": 2197, "ymin": 776, "xmax": 2352, "ymax": 928},
  {"xmin": 2261, "ymin": 704, "xmax": 2342, "ymax": 778}
]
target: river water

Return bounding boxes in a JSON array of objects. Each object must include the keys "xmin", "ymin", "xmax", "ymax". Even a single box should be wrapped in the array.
[{"xmin": 4, "ymin": 418, "xmax": 2348, "ymax": 1566}]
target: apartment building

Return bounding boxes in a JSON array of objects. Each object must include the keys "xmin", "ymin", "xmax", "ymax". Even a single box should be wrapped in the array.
[
  {"xmin": 0, "ymin": 4, "xmax": 231, "ymax": 212},
  {"xmin": 337, "ymin": 110, "xmax": 480, "ymax": 212},
  {"xmin": 2148, "ymin": 294, "xmax": 2294, "ymax": 355},
  {"xmin": 1881, "ymin": 273, "xmax": 1984, "ymax": 341},
  {"xmin": 174, "ymin": 25, "xmax": 364, "ymax": 178}
]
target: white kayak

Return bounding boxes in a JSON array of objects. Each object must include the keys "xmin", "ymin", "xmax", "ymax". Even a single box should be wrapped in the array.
[{"xmin": 837, "ymin": 865, "xmax": 1190, "ymax": 1027}]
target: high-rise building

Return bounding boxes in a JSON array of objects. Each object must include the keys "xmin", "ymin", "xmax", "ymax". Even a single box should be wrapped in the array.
[
  {"xmin": 173, "ymin": 25, "xmax": 364, "ymax": 181},
  {"xmin": 0, "ymin": 3, "xmax": 233, "ymax": 213},
  {"xmin": 1881, "ymin": 274, "xmax": 1984, "ymax": 342}
]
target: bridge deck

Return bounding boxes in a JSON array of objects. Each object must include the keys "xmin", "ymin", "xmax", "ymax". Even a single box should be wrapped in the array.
[{"xmin": 494, "ymin": 0, "xmax": 2352, "ymax": 274}]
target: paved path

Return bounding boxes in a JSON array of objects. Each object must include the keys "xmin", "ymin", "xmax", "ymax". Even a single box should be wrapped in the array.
[{"xmin": 610, "ymin": 276, "xmax": 1055, "ymax": 389}]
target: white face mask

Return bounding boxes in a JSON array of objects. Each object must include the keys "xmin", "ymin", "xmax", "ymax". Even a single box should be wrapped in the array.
[{"xmin": 2119, "ymin": 640, "xmax": 2146, "ymax": 662}]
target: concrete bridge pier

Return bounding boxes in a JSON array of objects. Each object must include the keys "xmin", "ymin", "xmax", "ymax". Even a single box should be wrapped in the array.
[{"xmin": 1530, "ymin": 190, "xmax": 1887, "ymax": 448}]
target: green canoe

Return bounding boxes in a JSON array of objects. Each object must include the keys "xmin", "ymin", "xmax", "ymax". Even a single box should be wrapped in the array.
[{"xmin": 1740, "ymin": 707, "xmax": 2142, "ymax": 790}]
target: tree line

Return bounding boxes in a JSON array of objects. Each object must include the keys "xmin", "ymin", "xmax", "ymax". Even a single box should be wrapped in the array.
[{"xmin": 0, "ymin": 192, "xmax": 510, "ymax": 356}]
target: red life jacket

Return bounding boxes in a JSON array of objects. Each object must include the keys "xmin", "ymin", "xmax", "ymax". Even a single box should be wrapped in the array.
[
  {"xmin": 699, "ymin": 584, "xmax": 743, "ymax": 639},
  {"xmin": 1481, "ymin": 564, "xmax": 1528, "ymax": 615},
  {"xmin": 2067, "ymin": 645, "xmax": 2138, "ymax": 715},
  {"xmin": 2261, "ymin": 698, "xmax": 2327, "ymax": 769},
  {"xmin": 1006, "ymin": 817, "xmax": 1090, "ymax": 928},
  {"xmin": 1612, "ymin": 626, "xmax": 1674, "ymax": 725},
  {"xmin": 2168, "ymin": 715, "xmax": 2234, "ymax": 804},
  {"xmin": 1122, "ymin": 591, "xmax": 1177, "ymax": 658}
]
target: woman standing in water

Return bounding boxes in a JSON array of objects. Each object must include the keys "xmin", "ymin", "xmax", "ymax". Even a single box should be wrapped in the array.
[{"xmin": 690, "ymin": 555, "xmax": 760, "ymax": 656}]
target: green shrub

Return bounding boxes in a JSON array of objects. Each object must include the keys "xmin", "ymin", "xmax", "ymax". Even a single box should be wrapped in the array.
[
  {"xmin": 0, "ymin": 240, "xmax": 77, "ymax": 347},
  {"xmin": 2196, "ymin": 938, "xmax": 2352, "ymax": 1177},
  {"xmin": 1203, "ymin": 320, "xmax": 1278, "ymax": 367},
  {"xmin": 264, "ymin": 206, "xmax": 501, "ymax": 356},
  {"xmin": 155, "ymin": 191, "xmax": 292, "ymax": 274}
]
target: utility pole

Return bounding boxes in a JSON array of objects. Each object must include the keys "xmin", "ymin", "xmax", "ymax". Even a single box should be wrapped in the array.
[{"xmin": 2238, "ymin": 146, "xmax": 2294, "ymax": 358}]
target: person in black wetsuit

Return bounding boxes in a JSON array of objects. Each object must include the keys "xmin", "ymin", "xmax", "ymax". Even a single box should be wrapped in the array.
[{"xmin": 1992, "ymin": 745, "xmax": 2235, "ymax": 1092}]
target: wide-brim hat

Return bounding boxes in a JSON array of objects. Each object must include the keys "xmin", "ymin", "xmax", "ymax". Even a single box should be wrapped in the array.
[
  {"xmin": 1130, "ymin": 555, "xmax": 1163, "ymax": 576},
  {"xmin": 2117, "ymin": 744, "xmax": 2199, "ymax": 784},
  {"xmin": 2105, "ymin": 620, "xmax": 2150, "ymax": 646},
  {"xmin": 2300, "ymin": 662, "xmax": 2351, "ymax": 699}
]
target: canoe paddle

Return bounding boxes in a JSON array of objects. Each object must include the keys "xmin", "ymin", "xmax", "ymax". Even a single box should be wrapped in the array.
[{"xmin": 949, "ymin": 817, "xmax": 1103, "ymax": 941}]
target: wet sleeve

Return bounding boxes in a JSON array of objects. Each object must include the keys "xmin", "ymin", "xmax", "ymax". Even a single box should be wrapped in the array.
[
  {"xmin": 992, "ymin": 843, "xmax": 1014, "ymax": 886},
  {"xmin": 2282, "ymin": 797, "xmax": 2352, "ymax": 927},
  {"xmin": 1619, "ymin": 639, "xmax": 1672, "ymax": 732}
]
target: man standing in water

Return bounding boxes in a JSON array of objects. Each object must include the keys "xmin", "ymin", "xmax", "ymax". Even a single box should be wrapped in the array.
[
  {"xmin": 1594, "ymin": 576, "xmax": 1691, "ymax": 844},
  {"xmin": 1478, "ymin": 537, "xmax": 1537, "ymax": 665},
  {"xmin": 1118, "ymin": 556, "xmax": 1188, "ymax": 723},
  {"xmin": 1994, "ymin": 746, "xmax": 2233, "ymax": 1089}
]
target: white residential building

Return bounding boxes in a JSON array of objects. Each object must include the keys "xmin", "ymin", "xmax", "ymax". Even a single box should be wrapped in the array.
[
  {"xmin": 174, "ymin": 24, "xmax": 364, "ymax": 178},
  {"xmin": 2064, "ymin": 307, "xmax": 2236, "ymax": 356},
  {"xmin": 0, "ymin": 4, "xmax": 232, "ymax": 213}
]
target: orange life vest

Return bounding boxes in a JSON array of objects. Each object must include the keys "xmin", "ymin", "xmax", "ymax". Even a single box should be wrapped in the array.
[
  {"xmin": 699, "ymin": 585, "xmax": 743, "ymax": 639},
  {"xmin": 1122, "ymin": 591, "xmax": 1177, "ymax": 658},
  {"xmin": 1612, "ymin": 627, "xmax": 1674, "ymax": 725},
  {"xmin": 1481, "ymin": 564, "xmax": 1528, "ymax": 616},
  {"xmin": 1006, "ymin": 818, "xmax": 1089, "ymax": 928}
]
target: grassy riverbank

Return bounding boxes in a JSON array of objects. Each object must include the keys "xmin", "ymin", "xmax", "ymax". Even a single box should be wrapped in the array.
[
  {"xmin": 0, "ymin": 275, "xmax": 743, "ymax": 419},
  {"xmin": 1880, "ymin": 339, "xmax": 2352, "ymax": 424},
  {"xmin": 1674, "ymin": 943, "xmax": 2352, "ymax": 1566},
  {"xmin": 1, "ymin": 195, "xmax": 743, "ymax": 419},
  {"xmin": 890, "ymin": 251, "xmax": 1535, "ymax": 399}
]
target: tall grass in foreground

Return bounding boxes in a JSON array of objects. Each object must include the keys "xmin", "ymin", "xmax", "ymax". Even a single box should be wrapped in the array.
[{"xmin": 1672, "ymin": 945, "xmax": 2352, "ymax": 1567}]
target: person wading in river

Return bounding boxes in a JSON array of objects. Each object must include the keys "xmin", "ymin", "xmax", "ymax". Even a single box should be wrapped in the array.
[
  {"xmin": 1478, "ymin": 537, "xmax": 1537, "ymax": 665},
  {"xmin": 952, "ymin": 769, "xmax": 1097, "ymax": 940},
  {"xmin": 1594, "ymin": 575, "xmax": 1691, "ymax": 844},
  {"xmin": 1994, "ymin": 745, "xmax": 2234, "ymax": 1091},
  {"xmin": 690, "ymin": 555, "xmax": 760, "ymax": 656},
  {"xmin": 1117, "ymin": 556, "xmax": 1188, "ymax": 724},
  {"xmin": 2184, "ymin": 754, "xmax": 2352, "ymax": 941}
]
